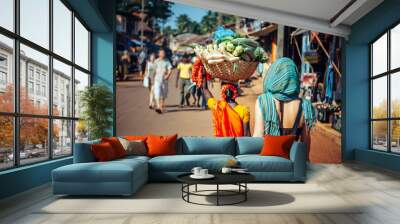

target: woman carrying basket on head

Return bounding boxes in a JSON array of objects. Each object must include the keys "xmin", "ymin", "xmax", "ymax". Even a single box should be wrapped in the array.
[
  {"xmin": 204, "ymin": 83, "xmax": 251, "ymax": 137},
  {"xmin": 253, "ymin": 57, "xmax": 316, "ymax": 144}
]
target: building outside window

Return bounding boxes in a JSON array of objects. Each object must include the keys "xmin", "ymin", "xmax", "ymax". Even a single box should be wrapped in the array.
[
  {"xmin": 371, "ymin": 23, "xmax": 400, "ymax": 154},
  {"xmin": 0, "ymin": 0, "xmax": 91, "ymax": 170},
  {"xmin": 28, "ymin": 81, "xmax": 34, "ymax": 94}
]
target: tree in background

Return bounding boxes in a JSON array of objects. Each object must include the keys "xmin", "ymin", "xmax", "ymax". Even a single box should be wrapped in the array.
[
  {"xmin": 200, "ymin": 11, "xmax": 218, "ymax": 34},
  {"xmin": 372, "ymin": 99, "xmax": 400, "ymax": 144},
  {"xmin": 0, "ymin": 85, "xmax": 59, "ymax": 151}
]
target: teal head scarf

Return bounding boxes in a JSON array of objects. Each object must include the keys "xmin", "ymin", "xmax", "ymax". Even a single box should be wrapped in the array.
[{"xmin": 258, "ymin": 57, "xmax": 315, "ymax": 136}]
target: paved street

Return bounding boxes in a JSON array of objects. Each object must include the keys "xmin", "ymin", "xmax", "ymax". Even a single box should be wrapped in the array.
[{"xmin": 116, "ymin": 69, "xmax": 263, "ymax": 136}]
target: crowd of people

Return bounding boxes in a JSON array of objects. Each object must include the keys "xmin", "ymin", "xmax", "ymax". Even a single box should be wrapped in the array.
[{"xmin": 142, "ymin": 49, "xmax": 212, "ymax": 113}]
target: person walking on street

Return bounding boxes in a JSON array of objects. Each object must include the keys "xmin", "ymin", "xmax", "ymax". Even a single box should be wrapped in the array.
[
  {"xmin": 138, "ymin": 46, "xmax": 147, "ymax": 78},
  {"xmin": 143, "ymin": 53, "xmax": 156, "ymax": 109},
  {"xmin": 153, "ymin": 49, "xmax": 173, "ymax": 114},
  {"xmin": 192, "ymin": 57, "xmax": 211, "ymax": 110},
  {"xmin": 176, "ymin": 56, "xmax": 193, "ymax": 107}
]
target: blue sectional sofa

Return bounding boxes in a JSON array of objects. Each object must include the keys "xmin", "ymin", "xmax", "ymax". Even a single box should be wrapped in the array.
[{"xmin": 52, "ymin": 137, "xmax": 307, "ymax": 196}]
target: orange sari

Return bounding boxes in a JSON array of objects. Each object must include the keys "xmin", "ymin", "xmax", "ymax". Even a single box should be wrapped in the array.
[{"xmin": 211, "ymin": 100, "xmax": 244, "ymax": 137}]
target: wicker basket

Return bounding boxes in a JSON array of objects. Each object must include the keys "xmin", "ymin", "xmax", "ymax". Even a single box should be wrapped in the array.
[{"xmin": 203, "ymin": 60, "xmax": 258, "ymax": 82}]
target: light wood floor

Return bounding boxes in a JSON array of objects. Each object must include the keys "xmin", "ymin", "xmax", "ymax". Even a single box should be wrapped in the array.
[{"xmin": 1, "ymin": 162, "xmax": 400, "ymax": 224}]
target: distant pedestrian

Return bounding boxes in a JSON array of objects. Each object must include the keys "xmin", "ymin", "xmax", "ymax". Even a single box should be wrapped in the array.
[
  {"xmin": 138, "ymin": 47, "xmax": 148, "ymax": 78},
  {"xmin": 120, "ymin": 50, "xmax": 131, "ymax": 80},
  {"xmin": 153, "ymin": 49, "xmax": 172, "ymax": 114},
  {"xmin": 176, "ymin": 56, "xmax": 193, "ymax": 107},
  {"xmin": 143, "ymin": 53, "xmax": 156, "ymax": 109}
]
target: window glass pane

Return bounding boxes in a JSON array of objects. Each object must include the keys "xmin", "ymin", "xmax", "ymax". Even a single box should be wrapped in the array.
[
  {"xmin": 74, "ymin": 69, "xmax": 89, "ymax": 118},
  {"xmin": 391, "ymin": 120, "xmax": 400, "ymax": 153},
  {"xmin": 0, "ymin": 34, "xmax": 14, "ymax": 112},
  {"xmin": 53, "ymin": 119, "xmax": 72, "ymax": 157},
  {"xmin": 391, "ymin": 24, "xmax": 400, "ymax": 70},
  {"xmin": 0, "ymin": 0, "xmax": 14, "ymax": 31},
  {"xmin": 372, "ymin": 121, "xmax": 388, "ymax": 151},
  {"xmin": 20, "ymin": 0, "xmax": 49, "ymax": 49},
  {"xmin": 372, "ymin": 33, "xmax": 387, "ymax": 76},
  {"xmin": 0, "ymin": 116, "xmax": 14, "ymax": 170},
  {"xmin": 391, "ymin": 72, "xmax": 400, "ymax": 118},
  {"xmin": 20, "ymin": 117, "xmax": 49, "ymax": 165},
  {"xmin": 53, "ymin": 59, "xmax": 72, "ymax": 117},
  {"xmin": 20, "ymin": 44, "xmax": 49, "ymax": 115},
  {"xmin": 75, "ymin": 120, "xmax": 88, "ymax": 143},
  {"xmin": 372, "ymin": 76, "xmax": 387, "ymax": 119},
  {"xmin": 53, "ymin": 0, "xmax": 72, "ymax": 60},
  {"xmin": 74, "ymin": 18, "xmax": 89, "ymax": 70}
]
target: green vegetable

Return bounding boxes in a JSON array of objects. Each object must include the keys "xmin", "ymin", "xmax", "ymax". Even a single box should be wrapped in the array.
[
  {"xmin": 226, "ymin": 42, "xmax": 236, "ymax": 53},
  {"xmin": 254, "ymin": 47, "xmax": 265, "ymax": 60},
  {"xmin": 233, "ymin": 63, "xmax": 238, "ymax": 73},
  {"xmin": 217, "ymin": 36, "xmax": 234, "ymax": 44},
  {"xmin": 233, "ymin": 45, "xmax": 244, "ymax": 56},
  {"xmin": 231, "ymin": 38, "xmax": 259, "ymax": 48}
]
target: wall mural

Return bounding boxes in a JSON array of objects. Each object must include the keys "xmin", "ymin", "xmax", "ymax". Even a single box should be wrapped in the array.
[{"xmin": 115, "ymin": 0, "xmax": 343, "ymax": 163}]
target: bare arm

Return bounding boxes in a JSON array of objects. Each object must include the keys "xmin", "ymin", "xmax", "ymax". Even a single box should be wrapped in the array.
[
  {"xmin": 253, "ymin": 98, "xmax": 264, "ymax": 137},
  {"xmin": 165, "ymin": 68, "xmax": 173, "ymax": 80}
]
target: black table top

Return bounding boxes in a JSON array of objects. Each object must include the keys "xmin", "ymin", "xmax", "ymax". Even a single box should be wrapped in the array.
[{"xmin": 177, "ymin": 172, "xmax": 255, "ymax": 185}]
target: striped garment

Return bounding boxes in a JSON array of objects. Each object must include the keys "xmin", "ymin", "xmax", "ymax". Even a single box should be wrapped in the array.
[{"xmin": 258, "ymin": 57, "xmax": 316, "ymax": 136}]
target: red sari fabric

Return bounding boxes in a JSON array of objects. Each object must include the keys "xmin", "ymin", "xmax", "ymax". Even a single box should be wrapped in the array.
[{"xmin": 211, "ymin": 100, "xmax": 244, "ymax": 137}]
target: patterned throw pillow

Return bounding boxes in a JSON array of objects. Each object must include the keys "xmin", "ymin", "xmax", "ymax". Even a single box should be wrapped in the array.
[{"xmin": 118, "ymin": 137, "xmax": 147, "ymax": 156}]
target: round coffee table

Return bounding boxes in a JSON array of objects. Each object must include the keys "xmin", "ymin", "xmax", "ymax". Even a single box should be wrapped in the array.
[{"xmin": 177, "ymin": 173, "xmax": 255, "ymax": 206}]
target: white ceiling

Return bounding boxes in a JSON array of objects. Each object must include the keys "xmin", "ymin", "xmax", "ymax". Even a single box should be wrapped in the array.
[{"xmin": 168, "ymin": 0, "xmax": 384, "ymax": 38}]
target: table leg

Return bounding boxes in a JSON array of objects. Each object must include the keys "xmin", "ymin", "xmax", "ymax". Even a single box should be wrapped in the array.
[
  {"xmin": 245, "ymin": 183, "xmax": 247, "ymax": 201},
  {"xmin": 217, "ymin": 184, "xmax": 219, "ymax": 206}
]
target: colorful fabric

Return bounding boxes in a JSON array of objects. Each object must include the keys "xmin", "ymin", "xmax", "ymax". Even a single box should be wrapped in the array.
[
  {"xmin": 192, "ymin": 58, "xmax": 211, "ymax": 87},
  {"xmin": 207, "ymin": 99, "xmax": 244, "ymax": 137},
  {"xmin": 258, "ymin": 57, "xmax": 316, "ymax": 136},
  {"xmin": 177, "ymin": 63, "xmax": 192, "ymax": 79},
  {"xmin": 221, "ymin": 84, "xmax": 238, "ymax": 100},
  {"xmin": 208, "ymin": 98, "xmax": 250, "ymax": 123}
]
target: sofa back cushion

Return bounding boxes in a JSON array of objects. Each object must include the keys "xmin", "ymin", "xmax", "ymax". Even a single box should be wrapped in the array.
[
  {"xmin": 178, "ymin": 137, "xmax": 235, "ymax": 155},
  {"xmin": 73, "ymin": 139, "xmax": 100, "ymax": 163},
  {"xmin": 91, "ymin": 142, "xmax": 118, "ymax": 161},
  {"xmin": 236, "ymin": 137, "xmax": 264, "ymax": 155},
  {"xmin": 147, "ymin": 134, "xmax": 178, "ymax": 157}
]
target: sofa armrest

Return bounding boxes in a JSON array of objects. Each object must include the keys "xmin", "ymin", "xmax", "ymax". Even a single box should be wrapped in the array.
[
  {"xmin": 73, "ymin": 142, "xmax": 97, "ymax": 163},
  {"xmin": 289, "ymin": 141, "xmax": 307, "ymax": 182}
]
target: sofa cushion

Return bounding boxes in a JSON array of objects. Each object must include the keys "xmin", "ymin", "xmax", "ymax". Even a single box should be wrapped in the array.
[
  {"xmin": 53, "ymin": 159, "xmax": 147, "ymax": 183},
  {"xmin": 236, "ymin": 155, "xmax": 293, "ymax": 172},
  {"xmin": 101, "ymin": 137, "xmax": 127, "ymax": 158},
  {"xmin": 178, "ymin": 137, "xmax": 236, "ymax": 155},
  {"xmin": 147, "ymin": 134, "xmax": 178, "ymax": 157},
  {"xmin": 236, "ymin": 137, "xmax": 264, "ymax": 155},
  {"xmin": 91, "ymin": 142, "xmax": 118, "ymax": 161},
  {"xmin": 149, "ymin": 154, "xmax": 235, "ymax": 172},
  {"xmin": 73, "ymin": 140, "xmax": 100, "ymax": 163}
]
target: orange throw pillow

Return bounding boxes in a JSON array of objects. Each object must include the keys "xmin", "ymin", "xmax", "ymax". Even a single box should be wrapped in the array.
[
  {"xmin": 124, "ymin": 135, "xmax": 148, "ymax": 141},
  {"xmin": 91, "ymin": 142, "xmax": 117, "ymax": 161},
  {"xmin": 260, "ymin": 135, "xmax": 296, "ymax": 159},
  {"xmin": 146, "ymin": 134, "xmax": 178, "ymax": 157},
  {"xmin": 101, "ymin": 137, "xmax": 126, "ymax": 158}
]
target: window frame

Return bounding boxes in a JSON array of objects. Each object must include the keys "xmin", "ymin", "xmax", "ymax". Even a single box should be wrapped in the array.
[
  {"xmin": 0, "ymin": 0, "xmax": 92, "ymax": 171},
  {"xmin": 370, "ymin": 20, "xmax": 400, "ymax": 154}
]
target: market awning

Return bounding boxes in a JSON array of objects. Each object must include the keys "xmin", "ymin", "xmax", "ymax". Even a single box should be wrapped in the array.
[
  {"xmin": 167, "ymin": 0, "xmax": 384, "ymax": 38},
  {"xmin": 248, "ymin": 24, "xmax": 278, "ymax": 37}
]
